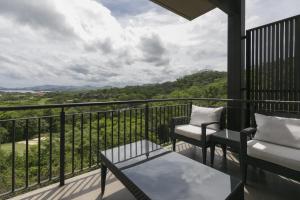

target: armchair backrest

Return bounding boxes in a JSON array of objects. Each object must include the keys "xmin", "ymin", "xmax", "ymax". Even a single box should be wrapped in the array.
[
  {"xmin": 250, "ymin": 108, "xmax": 300, "ymax": 149},
  {"xmin": 190, "ymin": 105, "xmax": 227, "ymax": 130}
]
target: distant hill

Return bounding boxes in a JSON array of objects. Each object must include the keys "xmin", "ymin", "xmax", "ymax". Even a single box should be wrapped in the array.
[
  {"xmin": 25, "ymin": 85, "xmax": 100, "ymax": 91},
  {"xmin": 0, "ymin": 70, "xmax": 227, "ymax": 104},
  {"xmin": 0, "ymin": 70, "xmax": 226, "ymax": 94},
  {"xmin": 0, "ymin": 85, "xmax": 100, "ymax": 92},
  {"xmin": 67, "ymin": 70, "xmax": 227, "ymax": 102}
]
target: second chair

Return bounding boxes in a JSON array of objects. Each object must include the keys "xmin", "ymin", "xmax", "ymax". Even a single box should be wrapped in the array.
[{"xmin": 171, "ymin": 105, "xmax": 226, "ymax": 164}]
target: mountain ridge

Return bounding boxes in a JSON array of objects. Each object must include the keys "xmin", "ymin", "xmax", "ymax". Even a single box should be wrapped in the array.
[
  {"xmin": 0, "ymin": 85, "xmax": 102, "ymax": 92},
  {"xmin": 0, "ymin": 70, "xmax": 227, "ymax": 95}
]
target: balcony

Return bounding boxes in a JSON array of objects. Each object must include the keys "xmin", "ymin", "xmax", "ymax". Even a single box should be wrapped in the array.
[
  {"xmin": 1, "ymin": 0, "xmax": 300, "ymax": 198},
  {"xmin": 0, "ymin": 98, "xmax": 299, "ymax": 200}
]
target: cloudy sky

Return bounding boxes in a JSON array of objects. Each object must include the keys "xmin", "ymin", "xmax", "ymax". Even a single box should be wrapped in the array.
[{"xmin": 0, "ymin": 0, "xmax": 299, "ymax": 88}]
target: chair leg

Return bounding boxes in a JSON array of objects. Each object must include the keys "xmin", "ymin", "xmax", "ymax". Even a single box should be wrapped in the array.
[
  {"xmin": 221, "ymin": 145, "xmax": 227, "ymax": 158},
  {"xmin": 241, "ymin": 163, "xmax": 248, "ymax": 184},
  {"xmin": 210, "ymin": 144, "xmax": 215, "ymax": 166},
  {"xmin": 202, "ymin": 147, "xmax": 207, "ymax": 165},
  {"xmin": 172, "ymin": 139, "xmax": 176, "ymax": 151},
  {"xmin": 101, "ymin": 163, "xmax": 107, "ymax": 196}
]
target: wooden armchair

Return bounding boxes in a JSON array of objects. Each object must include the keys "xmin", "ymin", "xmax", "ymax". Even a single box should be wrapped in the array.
[
  {"xmin": 240, "ymin": 111, "xmax": 300, "ymax": 183},
  {"xmin": 171, "ymin": 105, "xmax": 226, "ymax": 164}
]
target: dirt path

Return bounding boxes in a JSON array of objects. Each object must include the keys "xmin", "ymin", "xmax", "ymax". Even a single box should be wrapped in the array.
[{"xmin": 17, "ymin": 137, "xmax": 47, "ymax": 145}]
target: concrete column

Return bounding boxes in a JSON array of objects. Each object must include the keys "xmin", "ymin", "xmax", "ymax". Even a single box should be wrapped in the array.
[{"xmin": 227, "ymin": 0, "xmax": 245, "ymax": 131}]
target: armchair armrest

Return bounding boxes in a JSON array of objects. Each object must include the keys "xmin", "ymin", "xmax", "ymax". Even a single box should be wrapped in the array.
[
  {"xmin": 201, "ymin": 121, "xmax": 219, "ymax": 128},
  {"xmin": 240, "ymin": 127, "xmax": 257, "ymax": 157},
  {"xmin": 240, "ymin": 127, "xmax": 257, "ymax": 140},
  {"xmin": 201, "ymin": 121, "xmax": 220, "ymax": 144}
]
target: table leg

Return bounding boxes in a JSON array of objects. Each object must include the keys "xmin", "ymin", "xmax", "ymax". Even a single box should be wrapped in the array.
[
  {"xmin": 172, "ymin": 139, "xmax": 176, "ymax": 151},
  {"xmin": 230, "ymin": 182, "xmax": 244, "ymax": 200},
  {"xmin": 202, "ymin": 147, "xmax": 207, "ymax": 165},
  {"xmin": 210, "ymin": 143, "xmax": 215, "ymax": 166},
  {"xmin": 101, "ymin": 163, "xmax": 107, "ymax": 195},
  {"xmin": 221, "ymin": 145, "xmax": 227, "ymax": 158}
]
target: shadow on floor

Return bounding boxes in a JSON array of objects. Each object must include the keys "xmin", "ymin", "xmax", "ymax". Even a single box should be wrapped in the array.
[{"xmin": 10, "ymin": 171, "xmax": 127, "ymax": 200}]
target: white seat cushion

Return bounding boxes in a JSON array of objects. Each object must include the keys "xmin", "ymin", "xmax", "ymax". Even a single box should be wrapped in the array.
[
  {"xmin": 175, "ymin": 124, "xmax": 216, "ymax": 141},
  {"xmin": 247, "ymin": 140, "xmax": 300, "ymax": 171},
  {"xmin": 254, "ymin": 113, "xmax": 300, "ymax": 149},
  {"xmin": 190, "ymin": 105, "xmax": 224, "ymax": 130}
]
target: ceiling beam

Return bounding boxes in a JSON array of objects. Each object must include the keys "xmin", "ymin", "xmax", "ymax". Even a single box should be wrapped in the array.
[
  {"xmin": 150, "ymin": 0, "xmax": 217, "ymax": 20},
  {"xmin": 208, "ymin": 0, "xmax": 239, "ymax": 15}
]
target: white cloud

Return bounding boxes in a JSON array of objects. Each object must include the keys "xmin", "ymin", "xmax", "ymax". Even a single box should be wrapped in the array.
[
  {"xmin": 0, "ymin": 0, "xmax": 299, "ymax": 87},
  {"xmin": 0, "ymin": 0, "xmax": 80, "ymax": 43},
  {"xmin": 246, "ymin": 0, "xmax": 300, "ymax": 29}
]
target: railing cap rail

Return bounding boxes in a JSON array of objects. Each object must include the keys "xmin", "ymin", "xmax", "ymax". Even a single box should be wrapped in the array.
[{"xmin": 1, "ymin": 98, "xmax": 300, "ymax": 111}]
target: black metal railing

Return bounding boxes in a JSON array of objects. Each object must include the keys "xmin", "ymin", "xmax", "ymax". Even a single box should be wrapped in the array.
[
  {"xmin": 1, "ymin": 98, "xmax": 300, "ymax": 198},
  {"xmin": 0, "ymin": 99, "xmax": 195, "ymax": 197}
]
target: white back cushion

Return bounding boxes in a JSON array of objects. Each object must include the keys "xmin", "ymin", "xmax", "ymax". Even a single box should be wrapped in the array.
[
  {"xmin": 254, "ymin": 113, "xmax": 300, "ymax": 149},
  {"xmin": 189, "ymin": 105, "xmax": 223, "ymax": 130}
]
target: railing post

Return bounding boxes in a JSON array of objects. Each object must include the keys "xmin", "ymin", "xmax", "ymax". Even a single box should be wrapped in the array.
[
  {"xmin": 60, "ymin": 107, "xmax": 65, "ymax": 186},
  {"xmin": 189, "ymin": 101, "xmax": 193, "ymax": 116},
  {"xmin": 25, "ymin": 119, "xmax": 29, "ymax": 188},
  {"xmin": 245, "ymin": 30, "xmax": 251, "ymax": 128},
  {"xmin": 11, "ymin": 120, "xmax": 16, "ymax": 193},
  {"xmin": 145, "ymin": 103, "xmax": 149, "ymax": 141},
  {"xmin": 145, "ymin": 103, "xmax": 149, "ymax": 156},
  {"xmin": 295, "ymin": 16, "xmax": 300, "ymax": 106}
]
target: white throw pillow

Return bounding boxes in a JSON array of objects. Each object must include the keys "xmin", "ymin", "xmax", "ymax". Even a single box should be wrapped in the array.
[
  {"xmin": 254, "ymin": 113, "xmax": 300, "ymax": 149},
  {"xmin": 189, "ymin": 105, "xmax": 224, "ymax": 130}
]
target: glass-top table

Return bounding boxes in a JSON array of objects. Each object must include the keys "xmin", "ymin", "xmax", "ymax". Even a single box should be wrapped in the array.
[
  {"xmin": 210, "ymin": 129, "xmax": 241, "ymax": 166},
  {"xmin": 100, "ymin": 140, "xmax": 244, "ymax": 200}
]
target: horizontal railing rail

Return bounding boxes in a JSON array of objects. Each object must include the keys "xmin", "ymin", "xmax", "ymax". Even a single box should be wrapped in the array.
[
  {"xmin": 1, "ymin": 98, "xmax": 300, "ymax": 198},
  {"xmin": 1, "ymin": 98, "xmax": 300, "ymax": 111}
]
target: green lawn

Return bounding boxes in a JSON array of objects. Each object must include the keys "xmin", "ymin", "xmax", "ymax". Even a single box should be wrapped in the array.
[
  {"xmin": 0, "ymin": 136, "xmax": 47, "ymax": 154},
  {"xmin": 38, "ymin": 98, "xmax": 51, "ymax": 105},
  {"xmin": 0, "ymin": 143, "xmax": 27, "ymax": 154}
]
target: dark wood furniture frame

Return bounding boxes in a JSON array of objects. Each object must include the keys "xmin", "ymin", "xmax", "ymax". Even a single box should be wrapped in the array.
[
  {"xmin": 240, "ymin": 111, "xmax": 300, "ymax": 183},
  {"xmin": 171, "ymin": 107, "xmax": 226, "ymax": 165},
  {"xmin": 210, "ymin": 129, "xmax": 241, "ymax": 166}
]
